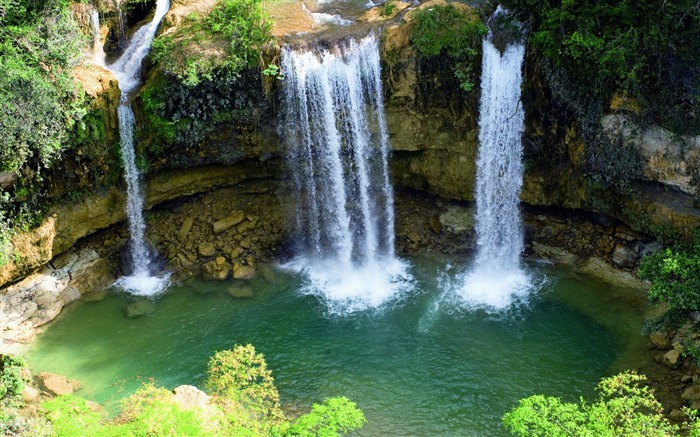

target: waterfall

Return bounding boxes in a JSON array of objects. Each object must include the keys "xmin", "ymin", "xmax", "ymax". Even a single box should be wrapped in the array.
[
  {"xmin": 281, "ymin": 33, "xmax": 411, "ymax": 313},
  {"xmin": 108, "ymin": 0, "xmax": 171, "ymax": 296},
  {"xmin": 458, "ymin": 12, "xmax": 531, "ymax": 310},
  {"xmin": 90, "ymin": 9, "xmax": 106, "ymax": 66}
]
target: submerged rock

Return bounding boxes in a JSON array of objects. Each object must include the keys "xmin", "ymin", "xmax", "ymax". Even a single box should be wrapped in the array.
[
  {"xmin": 125, "ymin": 299, "xmax": 157, "ymax": 318},
  {"xmin": 228, "ymin": 286, "xmax": 254, "ymax": 298},
  {"xmin": 36, "ymin": 372, "xmax": 81, "ymax": 396}
]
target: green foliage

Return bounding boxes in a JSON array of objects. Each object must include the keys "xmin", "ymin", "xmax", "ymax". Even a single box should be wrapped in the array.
[
  {"xmin": 137, "ymin": 68, "xmax": 267, "ymax": 163},
  {"xmin": 41, "ymin": 395, "xmax": 109, "ymax": 436},
  {"xmin": 117, "ymin": 384, "xmax": 213, "ymax": 436},
  {"xmin": 286, "ymin": 397, "xmax": 366, "ymax": 437},
  {"xmin": 151, "ymin": 0, "xmax": 273, "ymax": 86},
  {"xmin": 409, "ymin": 4, "xmax": 487, "ymax": 93},
  {"xmin": 502, "ymin": 0, "xmax": 700, "ymax": 134},
  {"xmin": 0, "ymin": 355, "xmax": 26, "ymax": 404},
  {"xmin": 207, "ymin": 344, "xmax": 284, "ymax": 430},
  {"xmin": 0, "ymin": 0, "xmax": 86, "ymax": 173},
  {"xmin": 38, "ymin": 344, "xmax": 365, "ymax": 436},
  {"xmin": 638, "ymin": 229, "xmax": 700, "ymax": 332},
  {"xmin": 503, "ymin": 371, "xmax": 696, "ymax": 436},
  {"xmin": 380, "ymin": 2, "xmax": 397, "ymax": 17}
]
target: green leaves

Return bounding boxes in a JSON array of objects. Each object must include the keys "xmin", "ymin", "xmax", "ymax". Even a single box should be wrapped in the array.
[
  {"xmin": 151, "ymin": 0, "xmax": 273, "ymax": 86},
  {"xmin": 286, "ymin": 397, "xmax": 366, "ymax": 437},
  {"xmin": 503, "ymin": 372, "xmax": 685, "ymax": 436},
  {"xmin": 638, "ymin": 229, "xmax": 700, "ymax": 331},
  {"xmin": 409, "ymin": 4, "xmax": 486, "ymax": 94}
]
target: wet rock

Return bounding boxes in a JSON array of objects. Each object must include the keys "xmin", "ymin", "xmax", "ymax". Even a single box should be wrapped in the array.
[
  {"xmin": 662, "ymin": 349, "xmax": 682, "ymax": 368},
  {"xmin": 198, "ymin": 242, "xmax": 216, "ymax": 257},
  {"xmin": 649, "ymin": 332, "xmax": 672, "ymax": 350},
  {"xmin": 176, "ymin": 217, "xmax": 194, "ymax": 242},
  {"xmin": 682, "ymin": 384, "xmax": 700, "ymax": 402},
  {"xmin": 428, "ymin": 216, "xmax": 443, "ymax": 234},
  {"xmin": 83, "ymin": 290, "xmax": 109, "ymax": 303},
  {"xmin": 233, "ymin": 262, "xmax": 256, "ymax": 280},
  {"xmin": 228, "ymin": 286, "xmax": 254, "ymax": 298},
  {"xmin": 407, "ymin": 232, "xmax": 421, "ymax": 243},
  {"xmin": 213, "ymin": 211, "xmax": 245, "ymax": 234},
  {"xmin": 612, "ymin": 243, "xmax": 637, "ymax": 268},
  {"xmin": 36, "ymin": 372, "xmax": 81, "ymax": 396},
  {"xmin": 125, "ymin": 300, "xmax": 157, "ymax": 318},
  {"xmin": 236, "ymin": 220, "xmax": 256, "ymax": 234},
  {"xmin": 202, "ymin": 257, "xmax": 230, "ymax": 281},
  {"xmin": 240, "ymin": 238, "xmax": 252, "ymax": 250},
  {"xmin": 230, "ymin": 246, "xmax": 244, "ymax": 260}
]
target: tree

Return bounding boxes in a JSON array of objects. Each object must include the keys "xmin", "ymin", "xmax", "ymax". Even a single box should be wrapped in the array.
[{"xmin": 503, "ymin": 371, "xmax": 699, "ymax": 436}]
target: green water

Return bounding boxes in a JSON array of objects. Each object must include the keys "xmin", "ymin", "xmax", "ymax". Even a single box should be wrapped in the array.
[{"xmin": 27, "ymin": 257, "xmax": 648, "ymax": 436}]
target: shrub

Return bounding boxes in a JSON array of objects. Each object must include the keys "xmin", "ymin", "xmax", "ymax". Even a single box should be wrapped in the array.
[
  {"xmin": 638, "ymin": 229, "xmax": 700, "ymax": 332},
  {"xmin": 0, "ymin": 355, "xmax": 26, "ymax": 404},
  {"xmin": 502, "ymin": 0, "xmax": 700, "ymax": 134},
  {"xmin": 151, "ymin": 0, "xmax": 273, "ymax": 86},
  {"xmin": 39, "ymin": 344, "xmax": 365, "ymax": 436},
  {"xmin": 502, "ymin": 371, "xmax": 698, "ymax": 436}
]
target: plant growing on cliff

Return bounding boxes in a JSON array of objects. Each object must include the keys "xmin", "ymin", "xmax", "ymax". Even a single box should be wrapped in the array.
[
  {"xmin": 409, "ymin": 4, "xmax": 487, "ymax": 93},
  {"xmin": 638, "ymin": 229, "xmax": 700, "ymax": 333},
  {"xmin": 501, "ymin": 0, "xmax": 700, "ymax": 134},
  {"xmin": 503, "ymin": 371, "xmax": 700, "ymax": 436},
  {"xmin": 0, "ymin": 0, "xmax": 86, "ymax": 173},
  {"xmin": 151, "ymin": 0, "xmax": 273, "ymax": 86}
]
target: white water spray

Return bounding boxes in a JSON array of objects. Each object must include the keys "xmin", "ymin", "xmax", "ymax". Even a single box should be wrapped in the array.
[
  {"xmin": 281, "ymin": 34, "xmax": 411, "ymax": 313},
  {"xmin": 108, "ymin": 0, "xmax": 171, "ymax": 296},
  {"xmin": 458, "ymin": 13, "xmax": 530, "ymax": 310}
]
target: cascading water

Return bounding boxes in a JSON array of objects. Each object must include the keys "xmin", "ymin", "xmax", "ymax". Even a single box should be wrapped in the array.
[
  {"xmin": 458, "ymin": 9, "xmax": 531, "ymax": 310},
  {"xmin": 281, "ymin": 33, "xmax": 411, "ymax": 313},
  {"xmin": 108, "ymin": 0, "xmax": 171, "ymax": 296},
  {"xmin": 90, "ymin": 9, "xmax": 106, "ymax": 65}
]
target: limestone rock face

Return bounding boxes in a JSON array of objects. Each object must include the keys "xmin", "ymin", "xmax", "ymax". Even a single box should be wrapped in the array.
[
  {"xmin": 603, "ymin": 115, "xmax": 700, "ymax": 195},
  {"xmin": 0, "ymin": 248, "xmax": 110, "ymax": 352}
]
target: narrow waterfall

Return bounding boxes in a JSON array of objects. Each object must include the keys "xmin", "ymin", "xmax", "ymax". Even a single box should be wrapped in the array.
[
  {"xmin": 458, "ymin": 12, "xmax": 531, "ymax": 309},
  {"xmin": 90, "ymin": 9, "xmax": 106, "ymax": 65},
  {"xmin": 108, "ymin": 0, "xmax": 171, "ymax": 296},
  {"xmin": 281, "ymin": 33, "xmax": 411, "ymax": 313}
]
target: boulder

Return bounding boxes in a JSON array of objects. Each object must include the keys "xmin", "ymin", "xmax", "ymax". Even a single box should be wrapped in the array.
[
  {"xmin": 233, "ymin": 262, "xmax": 256, "ymax": 280},
  {"xmin": 198, "ymin": 242, "xmax": 216, "ymax": 257},
  {"xmin": 228, "ymin": 286, "xmax": 254, "ymax": 298},
  {"xmin": 611, "ymin": 243, "xmax": 637, "ymax": 268},
  {"xmin": 662, "ymin": 349, "xmax": 682, "ymax": 368},
  {"xmin": 173, "ymin": 385, "xmax": 210, "ymax": 410},
  {"xmin": 649, "ymin": 332, "xmax": 672, "ymax": 350},
  {"xmin": 682, "ymin": 384, "xmax": 700, "ymax": 402},
  {"xmin": 202, "ymin": 257, "xmax": 230, "ymax": 281},
  {"xmin": 213, "ymin": 211, "xmax": 245, "ymax": 234},
  {"xmin": 36, "ymin": 372, "xmax": 80, "ymax": 396},
  {"xmin": 176, "ymin": 217, "xmax": 194, "ymax": 242}
]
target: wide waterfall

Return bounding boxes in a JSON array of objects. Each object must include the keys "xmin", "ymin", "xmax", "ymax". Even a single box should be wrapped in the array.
[
  {"xmin": 108, "ymin": 0, "xmax": 171, "ymax": 296},
  {"xmin": 458, "ymin": 14, "xmax": 531, "ymax": 310},
  {"xmin": 281, "ymin": 33, "xmax": 411, "ymax": 313}
]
